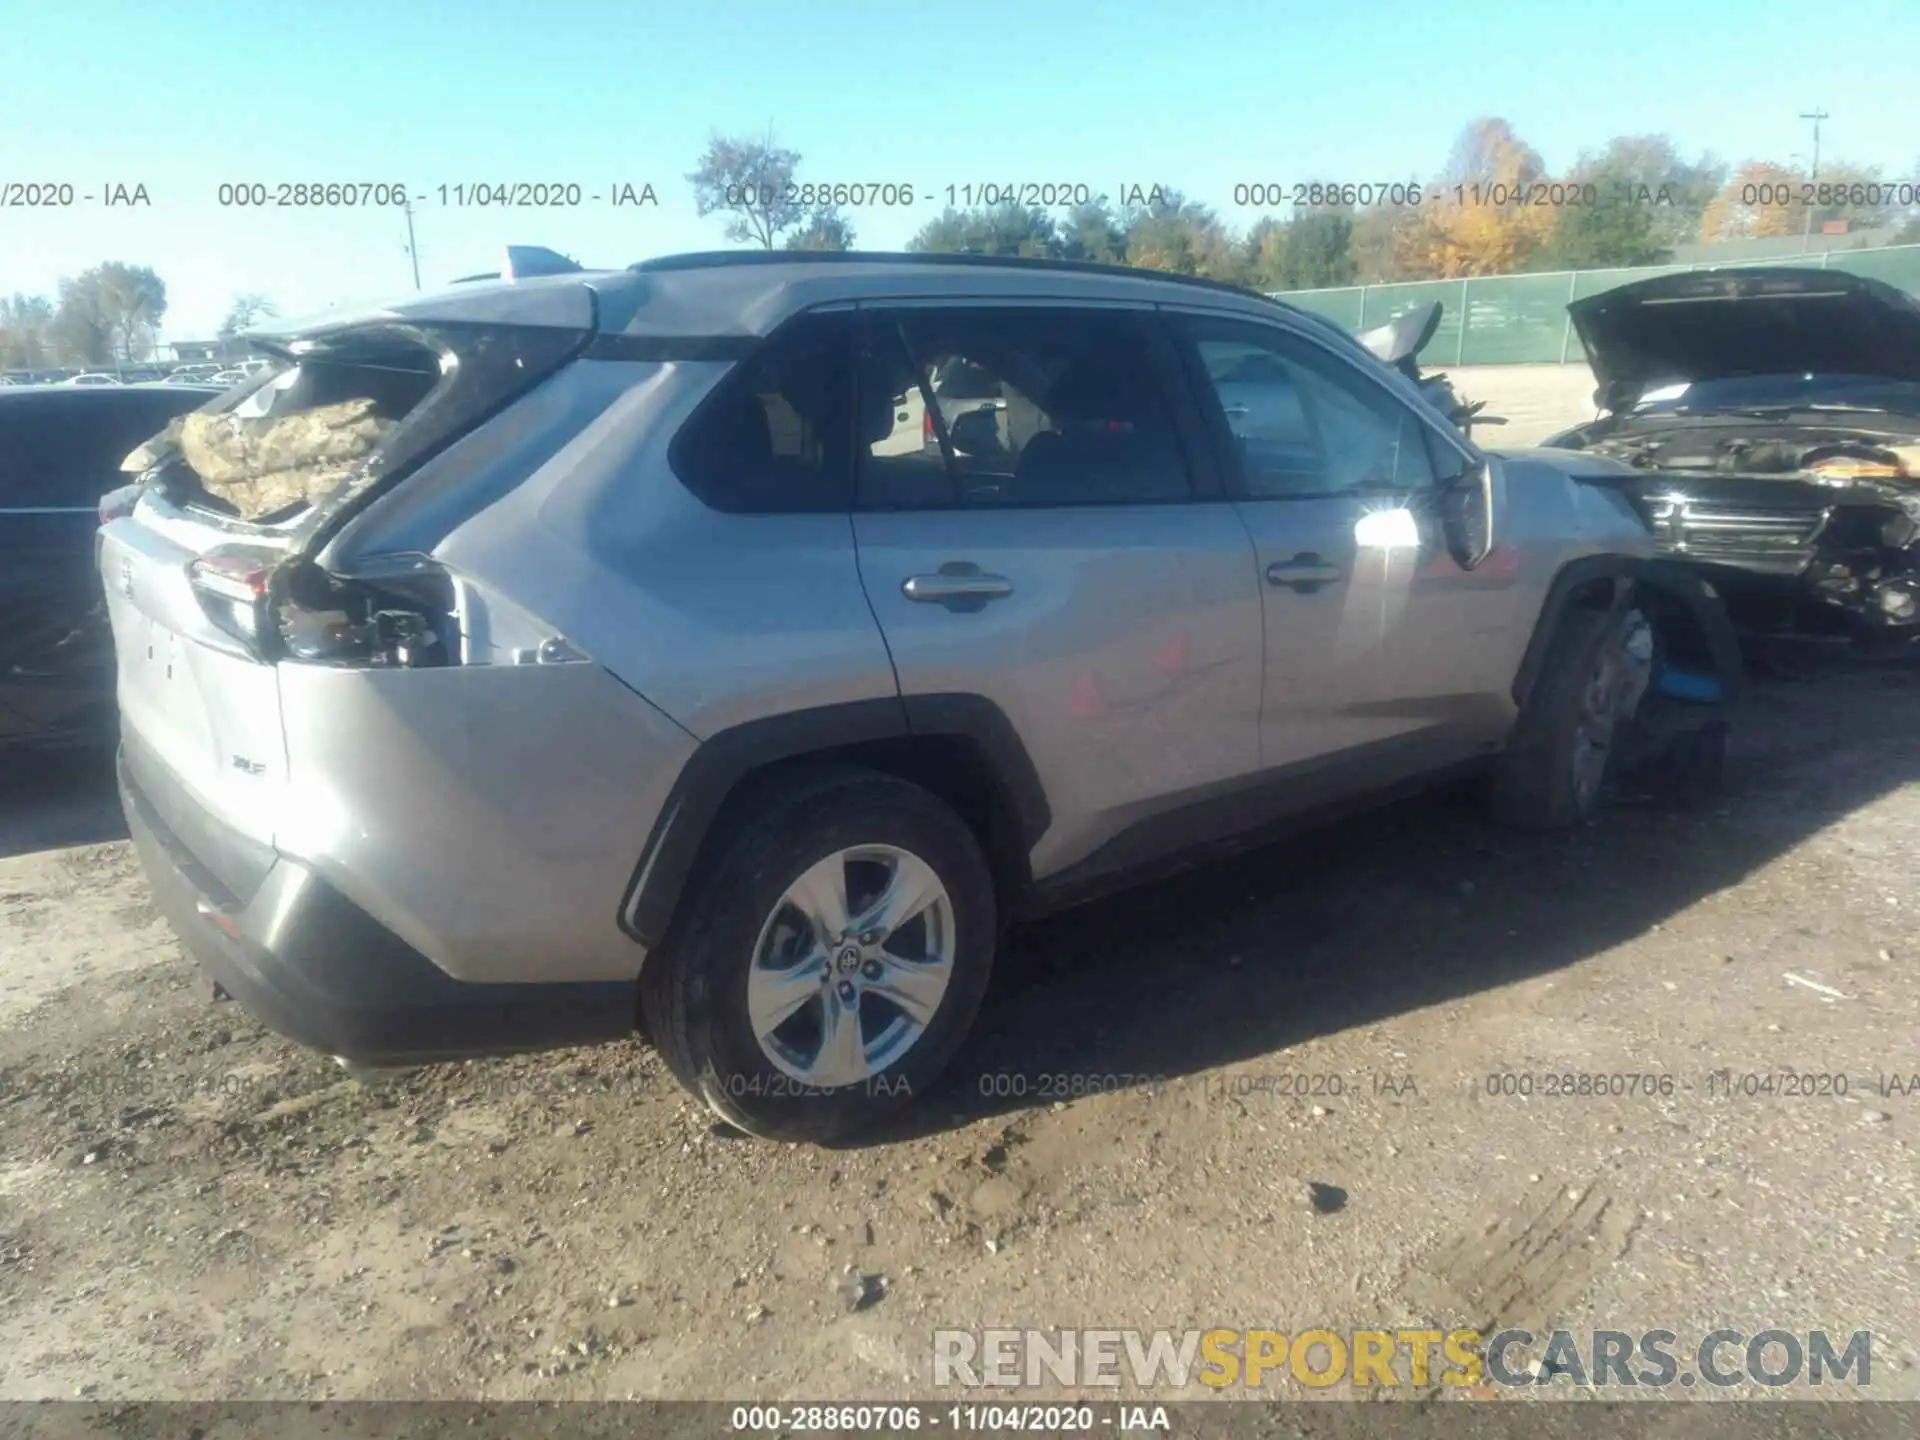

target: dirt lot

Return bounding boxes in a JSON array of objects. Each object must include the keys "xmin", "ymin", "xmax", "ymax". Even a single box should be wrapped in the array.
[{"xmin": 1, "ymin": 657, "xmax": 1916, "ymax": 1403}]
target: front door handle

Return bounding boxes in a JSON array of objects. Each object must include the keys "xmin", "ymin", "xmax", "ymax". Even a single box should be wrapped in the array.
[
  {"xmin": 902, "ymin": 563, "xmax": 1014, "ymax": 610},
  {"xmin": 1266, "ymin": 553, "xmax": 1344, "ymax": 592}
]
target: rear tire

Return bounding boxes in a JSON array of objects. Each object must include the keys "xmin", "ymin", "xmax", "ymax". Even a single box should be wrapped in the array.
[
  {"xmin": 640, "ymin": 766, "xmax": 996, "ymax": 1143},
  {"xmin": 1490, "ymin": 606, "xmax": 1636, "ymax": 830}
]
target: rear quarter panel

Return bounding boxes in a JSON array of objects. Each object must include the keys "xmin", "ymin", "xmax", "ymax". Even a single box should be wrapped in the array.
[
  {"xmin": 275, "ymin": 660, "xmax": 695, "ymax": 984},
  {"xmin": 416, "ymin": 358, "xmax": 901, "ymax": 738}
]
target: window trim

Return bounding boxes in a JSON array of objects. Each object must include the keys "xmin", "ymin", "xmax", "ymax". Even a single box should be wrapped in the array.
[
  {"xmin": 851, "ymin": 302, "xmax": 1219, "ymax": 513},
  {"xmin": 1166, "ymin": 305, "xmax": 1481, "ymax": 504}
]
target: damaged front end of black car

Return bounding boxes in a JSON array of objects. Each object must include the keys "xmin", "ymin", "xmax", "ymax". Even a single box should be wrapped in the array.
[{"xmin": 1541, "ymin": 267, "xmax": 1920, "ymax": 669}]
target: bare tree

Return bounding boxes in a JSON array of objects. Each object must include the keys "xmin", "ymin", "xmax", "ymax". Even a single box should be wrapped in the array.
[
  {"xmin": 687, "ymin": 129, "xmax": 808, "ymax": 249},
  {"xmin": 218, "ymin": 293, "xmax": 278, "ymax": 338}
]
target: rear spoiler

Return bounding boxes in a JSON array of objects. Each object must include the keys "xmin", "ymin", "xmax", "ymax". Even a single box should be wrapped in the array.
[{"xmin": 450, "ymin": 245, "xmax": 586, "ymax": 285}]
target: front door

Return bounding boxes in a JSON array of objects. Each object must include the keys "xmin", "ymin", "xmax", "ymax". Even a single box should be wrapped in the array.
[{"xmin": 1172, "ymin": 311, "xmax": 1506, "ymax": 784}]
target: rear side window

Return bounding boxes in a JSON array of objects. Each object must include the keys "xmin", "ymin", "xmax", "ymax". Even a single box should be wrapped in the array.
[
  {"xmin": 859, "ymin": 307, "xmax": 1194, "ymax": 510},
  {"xmin": 671, "ymin": 312, "xmax": 854, "ymax": 513},
  {"xmin": 0, "ymin": 391, "xmax": 209, "ymax": 508}
]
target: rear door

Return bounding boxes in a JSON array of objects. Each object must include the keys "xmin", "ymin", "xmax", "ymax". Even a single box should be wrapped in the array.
[
  {"xmin": 851, "ymin": 303, "xmax": 1265, "ymax": 880},
  {"xmin": 0, "ymin": 388, "xmax": 203, "ymax": 742}
]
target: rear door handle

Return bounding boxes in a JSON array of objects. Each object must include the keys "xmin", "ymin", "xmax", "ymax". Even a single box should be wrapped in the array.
[
  {"xmin": 901, "ymin": 562, "xmax": 1014, "ymax": 613},
  {"xmin": 1266, "ymin": 553, "xmax": 1344, "ymax": 592},
  {"xmin": 902, "ymin": 571, "xmax": 1014, "ymax": 604}
]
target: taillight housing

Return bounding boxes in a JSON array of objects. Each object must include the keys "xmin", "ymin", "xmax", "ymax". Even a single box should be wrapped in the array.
[{"xmin": 188, "ymin": 546, "xmax": 279, "ymax": 653}]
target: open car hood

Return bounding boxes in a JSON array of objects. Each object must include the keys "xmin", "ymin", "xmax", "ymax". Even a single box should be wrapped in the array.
[{"xmin": 1570, "ymin": 267, "xmax": 1920, "ymax": 414}]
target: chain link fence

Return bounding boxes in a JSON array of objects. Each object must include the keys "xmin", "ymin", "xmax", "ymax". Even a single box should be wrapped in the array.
[{"xmin": 1275, "ymin": 243, "xmax": 1920, "ymax": 365}]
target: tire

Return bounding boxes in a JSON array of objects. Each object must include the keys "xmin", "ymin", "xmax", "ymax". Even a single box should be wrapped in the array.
[
  {"xmin": 1490, "ymin": 606, "xmax": 1636, "ymax": 830},
  {"xmin": 640, "ymin": 766, "xmax": 996, "ymax": 1143}
]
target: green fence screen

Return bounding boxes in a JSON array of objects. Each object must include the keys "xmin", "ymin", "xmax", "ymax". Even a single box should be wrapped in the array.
[{"xmin": 1276, "ymin": 244, "xmax": 1920, "ymax": 365}]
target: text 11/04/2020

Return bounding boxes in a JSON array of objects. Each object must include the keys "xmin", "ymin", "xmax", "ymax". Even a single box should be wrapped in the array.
[{"xmin": 211, "ymin": 182, "xmax": 661, "ymax": 208}]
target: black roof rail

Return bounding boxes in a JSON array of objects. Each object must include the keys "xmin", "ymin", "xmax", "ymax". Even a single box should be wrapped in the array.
[{"xmin": 627, "ymin": 248, "xmax": 1294, "ymax": 308}]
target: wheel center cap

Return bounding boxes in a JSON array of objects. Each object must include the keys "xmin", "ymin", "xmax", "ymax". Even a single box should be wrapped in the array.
[{"xmin": 835, "ymin": 945, "xmax": 862, "ymax": 974}]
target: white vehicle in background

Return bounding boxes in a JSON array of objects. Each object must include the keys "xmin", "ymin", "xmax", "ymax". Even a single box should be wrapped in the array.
[
  {"xmin": 208, "ymin": 369, "xmax": 250, "ymax": 386},
  {"xmin": 63, "ymin": 373, "xmax": 122, "ymax": 386}
]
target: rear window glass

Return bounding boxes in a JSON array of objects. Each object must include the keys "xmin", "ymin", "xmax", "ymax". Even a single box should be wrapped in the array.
[
  {"xmin": 671, "ymin": 312, "xmax": 854, "ymax": 513},
  {"xmin": 859, "ymin": 307, "xmax": 1192, "ymax": 510},
  {"xmin": 150, "ymin": 333, "xmax": 444, "ymax": 523}
]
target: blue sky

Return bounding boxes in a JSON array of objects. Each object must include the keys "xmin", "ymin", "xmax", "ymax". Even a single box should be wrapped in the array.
[{"xmin": 5, "ymin": 0, "xmax": 1918, "ymax": 343}]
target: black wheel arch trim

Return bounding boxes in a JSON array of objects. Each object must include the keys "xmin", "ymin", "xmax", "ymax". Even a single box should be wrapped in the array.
[
  {"xmin": 618, "ymin": 694, "xmax": 1051, "ymax": 951},
  {"xmin": 1634, "ymin": 557, "xmax": 1746, "ymax": 702},
  {"xmin": 1511, "ymin": 553, "xmax": 1744, "ymax": 715},
  {"xmin": 1510, "ymin": 554, "xmax": 1638, "ymax": 713}
]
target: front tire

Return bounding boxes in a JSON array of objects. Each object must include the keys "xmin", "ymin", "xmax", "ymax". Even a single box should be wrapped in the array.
[
  {"xmin": 640, "ymin": 767, "xmax": 996, "ymax": 1143},
  {"xmin": 1490, "ymin": 606, "xmax": 1647, "ymax": 829}
]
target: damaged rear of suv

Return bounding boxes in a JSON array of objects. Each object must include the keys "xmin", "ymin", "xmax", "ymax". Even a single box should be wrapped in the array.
[{"xmin": 104, "ymin": 259, "xmax": 694, "ymax": 1065}]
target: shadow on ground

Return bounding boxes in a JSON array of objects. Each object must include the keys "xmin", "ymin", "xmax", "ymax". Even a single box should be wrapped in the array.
[
  {"xmin": 864, "ymin": 665, "xmax": 1917, "ymax": 1144},
  {"xmin": 0, "ymin": 743, "xmax": 125, "ymax": 861}
]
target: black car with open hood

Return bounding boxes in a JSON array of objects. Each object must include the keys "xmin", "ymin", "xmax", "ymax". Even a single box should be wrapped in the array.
[{"xmin": 1542, "ymin": 266, "xmax": 1920, "ymax": 660}]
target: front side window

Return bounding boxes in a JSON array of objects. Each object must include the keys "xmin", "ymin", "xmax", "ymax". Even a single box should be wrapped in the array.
[
  {"xmin": 1185, "ymin": 319, "xmax": 1440, "ymax": 499},
  {"xmin": 857, "ymin": 307, "xmax": 1193, "ymax": 509},
  {"xmin": 673, "ymin": 312, "xmax": 854, "ymax": 513}
]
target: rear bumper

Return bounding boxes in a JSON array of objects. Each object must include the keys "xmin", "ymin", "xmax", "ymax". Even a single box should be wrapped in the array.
[{"xmin": 118, "ymin": 744, "xmax": 638, "ymax": 1066}]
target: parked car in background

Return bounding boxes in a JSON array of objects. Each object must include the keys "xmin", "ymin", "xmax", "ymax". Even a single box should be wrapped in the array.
[
  {"xmin": 208, "ymin": 369, "xmax": 249, "ymax": 385},
  {"xmin": 63, "ymin": 373, "xmax": 122, "ymax": 386},
  {"xmin": 0, "ymin": 383, "xmax": 221, "ymax": 750},
  {"xmin": 1541, "ymin": 268, "xmax": 1920, "ymax": 667},
  {"xmin": 103, "ymin": 250, "xmax": 1738, "ymax": 1143}
]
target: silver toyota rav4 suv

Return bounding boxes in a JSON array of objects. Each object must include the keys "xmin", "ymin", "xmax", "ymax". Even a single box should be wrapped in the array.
[{"xmin": 103, "ymin": 250, "xmax": 1739, "ymax": 1142}]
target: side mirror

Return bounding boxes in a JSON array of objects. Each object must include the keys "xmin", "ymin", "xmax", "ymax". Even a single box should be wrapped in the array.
[{"xmin": 1440, "ymin": 461, "xmax": 1496, "ymax": 570}]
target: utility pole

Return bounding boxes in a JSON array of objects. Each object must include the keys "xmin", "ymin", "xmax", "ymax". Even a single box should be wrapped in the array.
[
  {"xmin": 1799, "ymin": 108, "xmax": 1829, "ymax": 253},
  {"xmin": 403, "ymin": 199, "xmax": 422, "ymax": 291}
]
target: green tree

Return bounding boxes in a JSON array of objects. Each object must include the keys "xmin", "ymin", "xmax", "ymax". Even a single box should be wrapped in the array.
[
  {"xmin": 1121, "ymin": 187, "xmax": 1238, "ymax": 277},
  {"xmin": 1243, "ymin": 217, "xmax": 1289, "ymax": 291},
  {"xmin": 1573, "ymin": 135, "xmax": 1724, "ymax": 248},
  {"xmin": 51, "ymin": 263, "xmax": 167, "ymax": 364},
  {"xmin": 1058, "ymin": 199, "xmax": 1126, "ymax": 264},
  {"xmin": 687, "ymin": 129, "xmax": 808, "ymax": 249},
  {"xmin": 1276, "ymin": 211, "xmax": 1358, "ymax": 289},
  {"xmin": 1348, "ymin": 203, "xmax": 1414, "ymax": 283},
  {"xmin": 1537, "ymin": 145, "xmax": 1674, "ymax": 270},
  {"xmin": 784, "ymin": 209, "xmax": 855, "ymax": 251},
  {"xmin": 0, "ymin": 293, "xmax": 55, "ymax": 369},
  {"xmin": 907, "ymin": 203, "xmax": 1061, "ymax": 257}
]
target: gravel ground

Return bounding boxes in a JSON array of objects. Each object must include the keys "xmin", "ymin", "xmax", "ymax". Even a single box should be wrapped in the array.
[{"xmin": 1, "ymin": 661, "xmax": 1915, "ymax": 1404}]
